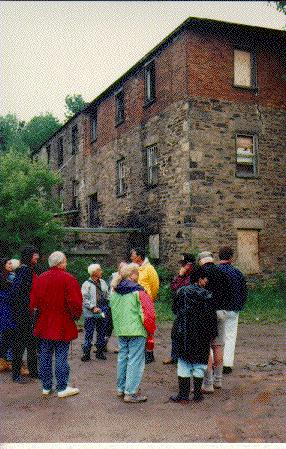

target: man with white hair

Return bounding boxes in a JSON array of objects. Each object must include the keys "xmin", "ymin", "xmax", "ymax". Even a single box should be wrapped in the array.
[
  {"xmin": 81, "ymin": 263, "xmax": 109, "ymax": 362},
  {"xmin": 30, "ymin": 251, "xmax": 82, "ymax": 398}
]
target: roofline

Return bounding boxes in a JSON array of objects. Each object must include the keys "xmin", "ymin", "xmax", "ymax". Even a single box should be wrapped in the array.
[{"xmin": 35, "ymin": 16, "xmax": 285, "ymax": 154}]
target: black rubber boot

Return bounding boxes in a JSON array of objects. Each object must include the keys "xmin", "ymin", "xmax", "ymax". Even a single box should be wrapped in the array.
[
  {"xmin": 193, "ymin": 377, "xmax": 204, "ymax": 402},
  {"xmin": 145, "ymin": 350, "xmax": 155, "ymax": 364},
  {"xmin": 169, "ymin": 376, "xmax": 190, "ymax": 403}
]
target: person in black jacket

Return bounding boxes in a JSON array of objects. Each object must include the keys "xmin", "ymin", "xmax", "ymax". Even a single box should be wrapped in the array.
[
  {"xmin": 170, "ymin": 267, "xmax": 217, "ymax": 403},
  {"xmin": 10, "ymin": 245, "xmax": 39, "ymax": 383},
  {"xmin": 218, "ymin": 246, "xmax": 247, "ymax": 374},
  {"xmin": 198, "ymin": 251, "xmax": 232, "ymax": 393}
]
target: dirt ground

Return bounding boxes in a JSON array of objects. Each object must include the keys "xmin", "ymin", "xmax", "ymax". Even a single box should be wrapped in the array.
[{"xmin": 0, "ymin": 322, "xmax": 285, "ymax": 444}]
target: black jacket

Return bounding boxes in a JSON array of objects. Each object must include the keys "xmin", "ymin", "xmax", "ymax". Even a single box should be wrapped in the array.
[
  {"xmin": 10, "ymin": 265, "xmax": 33, "ymax": 327},
  {"xmin": 201, "ymin": 263, "xmax": 232, "ymax": 310},
  {"xmin": 172, "ymin": 284, "xmax": 217, "ymax": 364}
]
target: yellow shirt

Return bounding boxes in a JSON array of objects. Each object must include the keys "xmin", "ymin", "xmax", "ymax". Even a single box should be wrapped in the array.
[{"xmin": 138, "ymin": 260, "xmax": 160, "ymax": 301}]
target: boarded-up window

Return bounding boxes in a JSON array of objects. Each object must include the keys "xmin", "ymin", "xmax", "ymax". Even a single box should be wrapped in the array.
[
  {"xmin": 234, "ymin": 49, "xmax": 256, "ymax": 88},
  {"xmin": 236, "ymin": 134, "xmax": 258, "ymax": 177},
  {"xmin": 237, "ymin": 229, "xmax": 260, "ymax": 274}
]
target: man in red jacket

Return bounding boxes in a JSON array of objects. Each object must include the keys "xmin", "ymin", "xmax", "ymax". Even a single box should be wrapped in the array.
[{"xmin": 31, "ymin": 251, "xmax": 82, "ymax": 398}]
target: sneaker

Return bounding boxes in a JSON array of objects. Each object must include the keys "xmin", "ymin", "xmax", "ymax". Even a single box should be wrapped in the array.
[
  {"xmin": 169, "ymin": 394, "xmax": 190, "ymax": 404},
  {"xmin": 42, "ymin": 389, "xmax": 52, "ymax": 396},
  {"xmin": 124, "ymin": 393, "xmax": 147, "ymax": 403},
  {"xmin": 12, "ymin": 375, "xmax": 32, "ymax": 384},
  {"xmin": 0, "ymin": 358, "xmax": 10, "ymax": 372},
  {"xmin": 81, "ymin": 354, "xmax": 91, "ymax": 362},
  {"xmin": 201, "ymin": 383, "xmax": 214, "ymax": 394},
  {"xmin": 163, "ymin": 358, "xmax": 176, "ymax": 365},
  {"xmin": 95, "ymin": 352, "xmax": 107, "ymax": 360},
  {"xmin": 223, "ymin": 366, "xmax": 233, "ymax": 375},
  {"xmin": 58, "ymin": 386, "xmax": 79, "ymax": 398}
]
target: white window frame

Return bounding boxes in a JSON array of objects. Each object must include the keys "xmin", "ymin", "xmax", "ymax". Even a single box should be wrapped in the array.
[
  {"xmin": 144, "ymin": 60, "xmax": 156, "ymax": 104},
  {"xmin": 117, "ymin": 159, "xmax": 126, "ymax": 196},
  {"xmin": 235, "ymin": 134, "xmax": 258, "ymax": 178}
]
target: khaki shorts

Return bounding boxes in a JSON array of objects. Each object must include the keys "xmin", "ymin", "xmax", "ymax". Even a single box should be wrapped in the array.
[{"xmin": 211, "ymin": 310, "xmax": 227, "ymax": 347}]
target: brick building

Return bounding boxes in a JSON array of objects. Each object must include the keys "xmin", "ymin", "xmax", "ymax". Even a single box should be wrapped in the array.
[{"xmin": 35, "ymin": 17, "xmax": 286, "ymax": 276}]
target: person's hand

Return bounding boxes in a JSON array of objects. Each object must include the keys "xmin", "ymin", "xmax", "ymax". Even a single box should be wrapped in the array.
[
  {"xmin": 179, "ymin": 266, "xmax": 187, "ymax": 276},
  {"xmin": 93, "ymin": 307, "xmax": 101, "ymax": 314}
]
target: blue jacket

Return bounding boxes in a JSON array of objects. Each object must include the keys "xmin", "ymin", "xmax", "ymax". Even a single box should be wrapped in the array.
[
  {"xmin": 0, "ymin": 274, "xmax": 15, "ymax": 332},
  {"xmin": 217, "ymin": 263, "xmax": 247, "ymax": 311}
]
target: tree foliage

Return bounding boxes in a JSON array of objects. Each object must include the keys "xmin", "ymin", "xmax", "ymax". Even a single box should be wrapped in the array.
[
  {"xmin": 0, "ymin": 149, "xmax": 63, "ymax": 257},
  {"xmin": 0, "ymin": 113, "xmax": 61, "ymax": 155},
  {"xmin": 275, "ymin": 1, "xmax": 286, "ymax": 13},
  {"xmin": 21, "ymin": 113, "xmax": 61, "ymax": 154},
  {"xmin": 64, "ymin": 94, "xmax": 87, "ymax": 121}
]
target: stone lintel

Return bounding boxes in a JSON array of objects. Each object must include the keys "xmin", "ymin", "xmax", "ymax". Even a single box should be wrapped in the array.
[{"xmin": 233, "ymin": 219, "xmax": 264, "ymax": 230}]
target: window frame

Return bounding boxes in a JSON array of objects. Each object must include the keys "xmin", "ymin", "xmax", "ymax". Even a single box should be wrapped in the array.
[
  {"xmin": 90, "ymin": 108, "xmax": 98, "ymax": 143},
  {"xmin": 71, "ymin": 125, "xmax": 79, "ymax": 155},
  {"xmin": 58, "ymin": 186, "xmax": 64, "ymax": 211},
  {"xmin": 88, "ymin": 192, "xmax": 101, "ymax": 227},
  {"xmin": 46, "ymin": 144, "xmax": 51, "ymax": 165},
  {"xmin": 116, "ymin": 158, "xmax": 127, "ymax": 197},
  {"xmin": 57, "ymin": 137, "xmax": 64, "ymax": 168},
  {"xmin": 72, "ymin": 180, "xmax": 79, "ymax": 210},
  {"xmin": 146, "ymin": 144, "xmax": 159, "ymax": 187},
  {"xmin": 115, "ymin": 89, "xmax": 125, "ymax": 126},
  {"xmin": 144, "ymin": 59, "xmax": 156, "ymax": 106},
  {"xmin": 235, "ymin": 133, "xmax": 258, "ymax": 178},
  {"xmin": 233, "ymin": 47, "xmax": 257, "ymax": 90}
]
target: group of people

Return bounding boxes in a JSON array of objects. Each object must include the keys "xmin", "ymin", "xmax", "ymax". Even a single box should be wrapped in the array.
[{"xmin": 0, "ymin": 243, "xmax": 247, "ymax": 405}]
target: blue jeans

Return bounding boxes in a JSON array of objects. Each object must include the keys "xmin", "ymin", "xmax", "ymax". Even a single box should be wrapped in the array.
[
  {"xmin": 83, "ymin": 312, "xmax": 108, "ymax": 354},
  {"xmin": 177, "ymin": 358, "xmax": 207, "ymax": 378},
  {"xmin": 117, "ymin": 336, "xmax": 146, "ymax": 395},
  {"xmin": 39, "ymin": 339, "xmax": 70, "ymax": 392}
]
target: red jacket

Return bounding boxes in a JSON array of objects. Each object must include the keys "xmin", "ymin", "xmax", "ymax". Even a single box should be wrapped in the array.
[{"xmin": 31, "ymin": 267, "xmax": 82, "ymax": 342}]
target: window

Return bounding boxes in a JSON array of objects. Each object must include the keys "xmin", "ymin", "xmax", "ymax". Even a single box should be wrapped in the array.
[
  {"xmin": 115, "ymin": 89, "xmax": 124, "ymax": 125},
  {"xmin": 236, "ymin": 135, "xmax": 258, "ymax": 177},
  {"xmin": 72, "ymin": 181, "xmax": 79, "ymax": 209},
  {"xmin": 71, "ymin": 125, "xmax": 79, "ymax": 154},
  {"xmin": 234, "ymin": 49, "xmax": 256, "ymax": 88},
  {"xmin": 59, "ymin": 186, "xmax": 64, "ymax": 211},
  {"xmin": 116, "ymin": 159, "xmax": 126, "ymax": 196},
  {"xmin": 237, "ymin": 229, "xmax": 260, "ymax": 274},
  {"xmin": 90, "ymin": 109, "xmax": 97, "ymax": 142},
  {"xmin": 88, "ymin": 193, "xmax": 100, "ymax": 227},
  {"xmin": 46, "ymin": 145, "xmax": 51, "ymax": 165},
  {"xmin": 58, "ymin": 137, "xmax": 64, "ymax": 167},
  {"xmin": 146, "ymin": 144, "xmax": 159, "ymax": 186},
  {"xmin": 144, "ymin": 60, "xmax": 156, "ymax": 104}
]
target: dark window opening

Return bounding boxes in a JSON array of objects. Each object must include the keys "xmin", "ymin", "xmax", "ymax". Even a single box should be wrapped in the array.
[
  {"xmin": 144, "ymin": 60, "xmax": 156, "ymax": 104},
  {"xmin": 115, "ymin": 90, "xmax": 125, "ymax": 125},
  {"xmin": 71, "ymin": 125, "xmax": 79, "ymax": 154},
  {"xmin": 88, "ymin": 193, "xmax": 101, "ymax": 227},
  {"xmin": 58, "ymin": 137, "xmax": 64, "ymax": 167}
]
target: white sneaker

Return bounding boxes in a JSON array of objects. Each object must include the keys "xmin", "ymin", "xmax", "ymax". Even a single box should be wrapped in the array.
[
  {"xmin": 42, "ymin": 389, "xmax": 51, "ymax": 396},
  {"xmin": 58, "ymin": 386, "xmax": 79, "ymax": 398}
]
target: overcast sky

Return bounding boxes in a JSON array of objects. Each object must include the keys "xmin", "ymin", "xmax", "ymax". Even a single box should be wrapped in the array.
[{"xmin": 1, "ymin": 1, "xmax": 284, "ymax": 123}]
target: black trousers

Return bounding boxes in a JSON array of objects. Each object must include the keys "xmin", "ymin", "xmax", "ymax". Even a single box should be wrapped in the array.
[
  {"xmin": 0, "ymin": 329, "xmax": 14, "ymax": 359},
  {"xmin": 12, "ymin": 324, "xmax": 38, "ymax": 379}
]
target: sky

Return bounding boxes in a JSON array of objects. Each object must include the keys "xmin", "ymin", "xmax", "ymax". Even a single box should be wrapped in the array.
[{"xmin": 1, "ymin": 1, "xmax": 285, "ymax": 123}]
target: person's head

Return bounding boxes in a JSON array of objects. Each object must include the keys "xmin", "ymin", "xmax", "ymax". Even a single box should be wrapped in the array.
[
  {"xmin": 130, "ymin": 247, "xmax": 146, "ymax": 265},
  {"xmin": 118, "ymin": 261, "xmax": 128, "ymax": 272},
  {"xmin": 180, "ymin": 253, "xmax": 196, "ymax": 274},
  {"xmin": 88, "ymin": 263, "xmax": 102, "ymax": 280},
  {"xmin": 111, "ymin": 263, "xmax": 139, "ymax": 289},
  {"xmin": 10, "ymin": 259, "xmax": 20, "ymax": 271},
  {"xmin": 197, "ymin": 251, "xmax": 214, "ymax": 266},
  {"xmin": 0, "ymin": 258, "xmax": 12, "ymax": 275},
  {"xmin": 219, "ymin": 246, "xmax": 234, "ymax": 262},
  {"xmin": 190, "ymin": 266, "xmax": 208, "ymax": 288},
  {"xmin": 20, "ymin": 245, "xmax": 39, "ymax": 267},
  {"xmin": 48, "ymin": 251, "xmax": 67, "ymax": 270}
]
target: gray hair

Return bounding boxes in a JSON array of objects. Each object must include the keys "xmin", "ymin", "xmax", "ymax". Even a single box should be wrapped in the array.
[
  {"xmin": 88, "ymin": 263, "xmax": 101, "ymax": 276},
  {"xmin": 197, "ymin": 251, "xmax": 214, "ymax": 266},
  {"xmin": 48, "ymin": 251, "xmax": 66, "ymax": 267},
  {"xmin": 10, "ymin": 259, "xmax": 20, "ymax": 271}
]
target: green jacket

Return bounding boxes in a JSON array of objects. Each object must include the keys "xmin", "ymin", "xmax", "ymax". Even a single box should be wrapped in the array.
[{"xmin": 110, "ymin": 290, "xmax": 147, "ymax": 337}]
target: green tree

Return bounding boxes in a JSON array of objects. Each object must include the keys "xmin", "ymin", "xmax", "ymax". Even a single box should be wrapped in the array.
[
  {"xmin": 0, "ymin": 114, "xmax": 29, "ymax": 154},
  {"xmin": 64, "ymin": 94, "xmax": 87, "ymax": 121},
  {"xmin": 0, "ymin": 149, "xmax": 63, "ymax": 257},
  {"xmin": 21, "ymin": 113, "xmax": 61, "ymax": 154},
  {"xmin": 275, "ymin": 1, "xmax": 286, "ymax": 13}
]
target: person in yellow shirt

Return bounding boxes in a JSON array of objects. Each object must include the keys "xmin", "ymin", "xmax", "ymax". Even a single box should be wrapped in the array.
[{"xmin": 130, "ymin": 247, "xmax": 159, "ymax": 363}]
